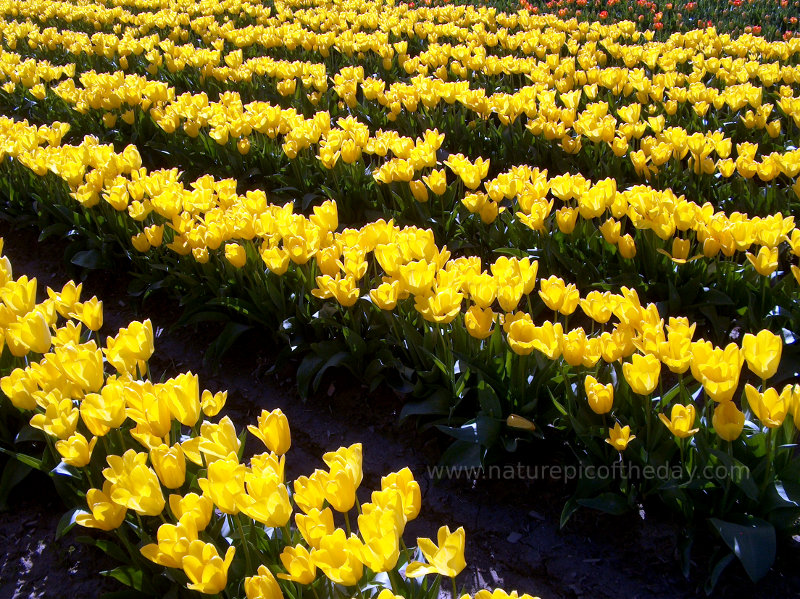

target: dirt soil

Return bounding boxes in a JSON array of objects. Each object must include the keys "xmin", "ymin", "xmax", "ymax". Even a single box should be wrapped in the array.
[{"xmin": 1, "ymin": 220, "xmax": 799, "ymax": 599}]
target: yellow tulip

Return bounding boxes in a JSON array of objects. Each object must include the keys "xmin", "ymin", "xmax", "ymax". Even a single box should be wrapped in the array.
[
  {"xmin": 370, "ymin": 280, "xmax": 401, "ymax": 310},
  {"xmin": 712, "ymin": 401, "xmax": 745, "ymax": 441},
  {"xmin": 741, "ymin": 330, "xmax": 782, "ymax": 380},
  {"xmin": 248, "ymin": 408, "xmax": 291, "ymax": 455},
  {"xmin": 104, "ymin": 449, "xmax": 166, "ymax": 516},
  {"xmin": 405, "ymin": 525, "xmax": 466, "ymax": 578},
  {"xmin": 197, "ymin": 456, "xmax": 248, "ymax": 514},
  {"xmin": 245, "ymin": 565, "xmax": 284, "ymax": 599},
  {"xmin": 169, "ymin": 493, "xmax": 214, "ymax": 531},
  {"xmin": 225, "ymin": 243, "xmax": 247, "ymax": 268},
  {"xmin": 55, "ymin": 432, "xmax": 97, "ymax": 468},
  {"xmin": 201, "ymin": 389, "xmax": 227, "ymax": 417},
  {"xmin": 76, "ymin": 481, "xmax": 127, "ymax": 531},
  {"xmin": 141, "ymin": 517, "xmax": 199, "ymax": 569},
  {"xmin": 278, "ymin": 545, "xmax": 317, "ymax": 584},
  {"xmin": 658, "ymin": 404, "xmax": 699, "ymax": 438},
  {"xmin": 181, "ymin": 540, "xmax": 235, "ymax": 595},
  {"xmin": 293, "ymin": 470, "xmax": 328, "ymax": 514},
  {"xmin": 744, "ymin": 384, "xmax": 788, "ymax": 428},
  {"xmin": 381, "ymin": 467, "xmax": 421, "ymax": 521},
  {"xmin": 296, "ymin": 507, "xmax": 335, "ymax": 549},
  {"xmin": 584, "ymin": 375, "xmax": 613, "ymax": 415},
  {"xmin": 745, "ymin": 246, "xmax": 778, "ymax": 276},
  {"xmin": 464, "ymin": 305, "xmax": 495, "ymax": 339},
  {"xmin": 72, "ymin": 296, "xmax": 103, "ymax": 331},
  {"xmin": 622, "ymin": 353, "xmax": 661, "ymax": 395},
  {"xmin": 150, "ymin": 443, "xmax": 187, "ymax": 489},
  {"xmin": 605, "ymin": 422, "xmax": 635, "ymax": 451}
]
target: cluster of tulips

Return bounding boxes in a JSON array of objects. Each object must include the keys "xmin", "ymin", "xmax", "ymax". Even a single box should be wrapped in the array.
[
  {"xmin": 1, "ymin": 0, "xmax": 800, "ymax": 588},
  {"xmin": 511, "ymin": 0, "xmax": 800, "ymax": 40},
  {"xmin": 0, "ymin": 237, "xmax": 544, "ymax": 599}
]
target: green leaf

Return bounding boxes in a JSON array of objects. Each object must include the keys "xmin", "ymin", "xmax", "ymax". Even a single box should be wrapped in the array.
[
  {"xmin": 708, "ymin": 517, "xmax": 776, "ymax": 582},
  {"xmin": 100, "ymin": 566, "xmax": 145, "ymax": 591},
  {"xmin": 576, "ymin": 492, "xmax": 630, "ymax": 515},
  {"xmin": 205, "ymin": 322, "xmax": 253, "ymax": 368},
  {"xmin": 438, "ymin": 440, "xmax": 482, "ymax": 469},
  {"xmin": 70, "ymin": 249, "xmax": 104, "ymax": 269},
  {"xmin": 0, "ymin": 447, "xmax": 43, "ymax": 470},
  {"xmin": 476, "ymin": 378, "xmax": 503, "ymax": 418},
  {"xmin": 0, "ymin": 457, "xmax": 34, "ymax": 510},
  {"xmin": 56, "ymin": 508, "xmax": 80, "ymax": 540},
  {"xmin": 708, "ymin": 449, "xmax": 758, "ymax": 500},
  {"xmin": 705, "ymin": 552, "xmax": 735, "ymax": 594},
  {"xmin": 559, "ymin": 496, "xmax": 580, "ymax": 528},
  {"xmin": 399, "ymin": 390, "xmax": 451, "ymax": 421},
  {"xmin": 77, "ymin": 537, "xmax": 132, "ymax": 565}
]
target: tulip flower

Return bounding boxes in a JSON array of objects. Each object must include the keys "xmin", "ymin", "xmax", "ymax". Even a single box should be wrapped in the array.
[
  {"xmin": 745, "ymin": 246, "xmax": 778, "ymax": 276},
  {"xmin": 162, "ymin": 372, "xmax": 201, "ymax": 427},
  {"xmin": 248, "ymin": 408, "xmax": 291, "ymax": 455},
  {"xmin": 141, "ymin": 517, "xmax": 199, "ymax": 568},
  {"xmin": 55, "ymin": 432, "xmax": 97, "ymax": 468},
  {"xmin": 405, "ymin": 525, "xmax": 466, "ymax": 578},
  {"xmin": 584, "ymin": 375, "xmax": 613, "ymax": 415},
  {"xmin": 605, "ymin": 422, "xmax": 635, "ymax": 451},
  {"xmin": 182, "ymin": 540, "xmax": 235, "ymax": 595},
  {"xmin": 369, "ymin": 280, "xmax": 401, "ymax": 311},
  {"xmin": 690, "ymin": 341, "xmax": 744, "ymax": 402},
  {"xmin": 712, "ymin": 401, "xmax": 745, "ymax": 441},
  {"xmin": 622, "ymin": 353, "xmax": 661, "ymax": 395},
  {"xmin": 72, "ymin": 297, "xmax": 103, "ymax": 331},
  {"xmin": 201, "ymin": 389, "xmax": 227, "ymax": 417},
  {"xmin": 618, "ymin": 234, "xmax": 636, "ymax": 259},
  {"xmin": 76, "ymin": 481, "xmax": 127, "ymax": 531},
  {"xmin": 293, "ymin": 470, "xmax": 328, "ymax": 514},
  {"xmin": 381, "ymin": 467, "xmax": 422, "ymax": 520},
  {"xmin": 1, "ymin": 367, "xmax": 39, "ymax": 410},
  {"xmin": 245, "ymin": 565, "xmax": 284, "ymax": 599},
  {"xmin": 198, "ymin": 456, "xmax": 249, "ymax": 515},
  {"xmin": 151, "ymin": 443, "xmax": 187, "ymax": 489},
  {"xmin": 742, "ymin": 330, "xmax": 782, "ymax": 380},
  {"xmin": 311, "ymin": 529, "xmax": 365, "ymax": 586},
  {"xmin": 225, "ymin": 243, "xmax": 247, "ymax": 268},
  {"xmin": 278, "ymin": 545, "xmax": 317, "ymax": 584},
  {"xmin": 464, "ymin": 305, "xmax": 495, "ymax": 339},
  {"xmin": 658, "ymin": 404, "xmax": 699, "ymax": 438},
  {"xmin": 104, "ymin": 450, "xmax": 166, "ymax": 516},
  {"xmin": 296, "ymin": 507, "xmax": 335, "ymax": 549},
  {"xmin": 744, "ymin": 384, "xmax": 789, "ymax": 428},
  {"xmin": 169, "ymin": 493, "xmax": 214, "ymax": 531},
  {"xmin": 243, "ymin": 472, "xmax": 293, "ymax": 527}
]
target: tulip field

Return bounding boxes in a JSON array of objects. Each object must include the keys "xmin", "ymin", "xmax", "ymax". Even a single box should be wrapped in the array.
[{"xmin": 1, "ymin": 0, "xmax": 800, "ymax": 595}]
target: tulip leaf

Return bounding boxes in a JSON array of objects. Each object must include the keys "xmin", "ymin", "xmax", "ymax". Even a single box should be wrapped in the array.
[
  {"xmin": 70, "ymin": 248, "xmax": 104, "ymax": 270},
  {"xmin": 100, "ymin": 566, "xmax": 146, "ymax": 592},
  {"xmin": 78, "ymin": 537, "xmax": 133, "ymax": 566},
  {"xmin": 709, "ymin": 517, "xmax": 776, "ymax": 582},
  {"xmin": 709, "ymin": 449, "xmax": 758, "ymax": 501},
  {"xmin": 705, "ymin": 552, "xmax": 735, "ymax": 594},
  {"xmin": 399, "ymin": 389, "xmax": 451, "ymax": 421},
  {"xmin": 0, "ymin": 456, "xmax": 33, "ymax": 510},
  {"xmin": 476, "ymin": 378, "xmax": 502, "ymax": 418},
  {"xmin": 438, "ymin": 439, "xmax": 482, "ymax": 469},
  {"xmin": 55, "ymin": 508, "xmax": 80, "ymax": 540},
  {"xmin": 576, "ymin": 492, "xmax": 630, "ymax": 515}
]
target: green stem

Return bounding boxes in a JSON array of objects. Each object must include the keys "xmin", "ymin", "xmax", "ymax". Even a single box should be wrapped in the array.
[
  {"xmin": 343, "ymin": 510, "xmax": 352, "ymax": 536},
  {"xmin": 235, "ymin": 513, "xmax": 254, "ymax": 575}
]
